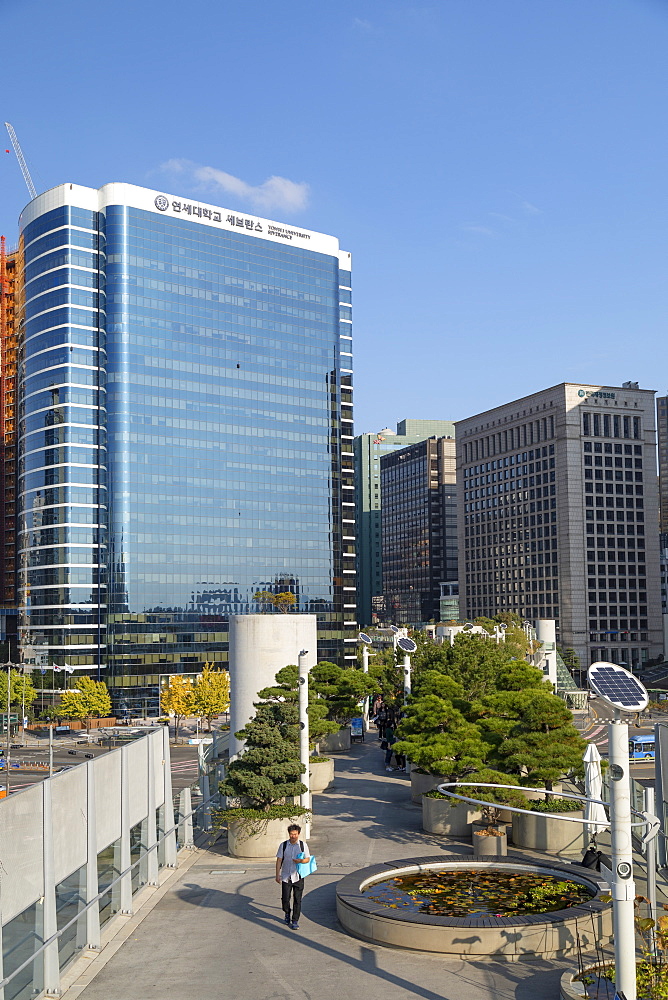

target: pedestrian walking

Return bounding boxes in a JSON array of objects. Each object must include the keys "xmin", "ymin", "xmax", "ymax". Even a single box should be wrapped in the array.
[
  {"xmin": 376, "ymin": 704, "xmax": 388, "ymax": 740},
  {"xmin": 275, "ymin": 823, "xmax": 310, "ymax": 930}
]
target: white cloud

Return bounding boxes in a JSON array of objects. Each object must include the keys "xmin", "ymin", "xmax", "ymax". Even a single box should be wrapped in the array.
[
  {"xmin": 522, "ymin": 200, "xmax": 542, "ymax": 215},
  {"xmin": 461, "ymin": 224, "xmax": 496, "ymax": 237},
  {"xmin": 158, "ymin": 158, "xmax": 310, "ymax": 213}
]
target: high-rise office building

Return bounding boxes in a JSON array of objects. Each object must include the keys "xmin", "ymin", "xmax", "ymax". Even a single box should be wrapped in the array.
[
  {"xmin": 657, "ymin": 395, "xmax": 668, "ymax": 534},
  {"xmin": 456, "ymin": 382, "xmax": 662, "ymax": 669},
  {"xmin": 18, "ymin": 183, "xmax": 356, "ymax": 713},
  {"xmin": 380, "ymin": 434, "xmax": 457, "ymax": 624},
  {"xmin": 354, "ymin": 419, "xmax": 455, "ymax": 625},
  {"xmin": 0, "ymin": 238, "xmax": 18, "ymax": 621}
]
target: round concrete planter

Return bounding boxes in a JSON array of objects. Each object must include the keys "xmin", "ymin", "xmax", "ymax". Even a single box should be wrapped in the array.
[
  {"xmin": 309, "ymin": 757, "xmax": 334, "ymax": 793},
  {"xmin": 422, "ymin": 794, "xmax": 482, "ymax": 836},
  {"xmin": 410, "ymin": 770, "xmax": 448, "ymax": 804},
  {"xmin": 228, "ymin": 813, "xmax": 309, "ymax": 859},
  {"xmin": 559, "ymin": 964, "xmax": 622, "ymax": 1000},
  {"xmin": 318, "ymin": 726, "xmax": 351, "ymax": 754},
  {"xmin": 336, "ymin": 857, "xmax": 612, "ymax": 959},
  {"xmin": 511, "ymin": 810, "xmax": 584, "ymax": 853},
  {"xmin": 520, "ymin": 782, "xmax": 563, "ymax": 802},
  {"xmin": 472, "ymin": 826, "xmax": 508, "ymax": 858}
]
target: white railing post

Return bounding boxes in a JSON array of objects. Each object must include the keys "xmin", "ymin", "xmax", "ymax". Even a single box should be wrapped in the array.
[
  {"xmin": 178, "ymin": 787, "xmax": 194, "ymax": 848},
  {"xmin": 37, "ymin": 779, "xmax": 60, "ymax": 995},
  {"xmin": 160, "ymin": 726, "xmax": 177, "ymax": 867},
  {"xmin": 77, "ymin": 761, "xmax": 100, "ymax": 951},
  {"xmin": 142, "ymin": 733, "xmax": 159, "ymax": 887},
  {"xmin": 113, "ymin": 746, "xmax": 133, "ymax": 914},
  {"xmin": 0, "ymin": 873, "xmax": 5, "ymax": 1000}
]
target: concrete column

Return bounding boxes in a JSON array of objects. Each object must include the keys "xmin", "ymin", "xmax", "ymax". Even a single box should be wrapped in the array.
[
  {"xmin": 228, "ymin": 614, "xmax": 317, "ymax": 757},
  {"xmin": 536, "ymin": 619, "xmax": 558, "ymax": 688},
  {"xmin": 142, "ymin": 734, "xmax": 159, "ymax": 887},
  {"xmin": 113, "ymin": 746, "xmax": 133, "ymax": 915},
  {"xmin": 36, "ymin": 779, "xmax": 60, "ymax": 995},
  {"xmin": 76, "ymin": 761, "xmax": 100, "ymax": 951},
  {"xmin": 178, "ymin": 787, "xmax": 194, "ymax": 848},
  {"xmin": 159, "ymin": 725, "xmax": 177, "ymax": 867}
]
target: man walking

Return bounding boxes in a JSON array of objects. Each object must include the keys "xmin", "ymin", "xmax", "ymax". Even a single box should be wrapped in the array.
[{"xmin": 275, "ymin": 823, "xmax": 310, "ymax": 930}]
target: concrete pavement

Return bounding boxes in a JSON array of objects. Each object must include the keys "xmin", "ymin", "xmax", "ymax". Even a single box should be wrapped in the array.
[{"xmin": 67, "ymin": 739, "xmax": 588, "ymax": 1000}]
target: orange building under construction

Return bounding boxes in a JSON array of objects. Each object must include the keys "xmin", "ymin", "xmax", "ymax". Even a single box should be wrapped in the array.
[{"xmin": 0, "ymin": 235, "xmax": 19, "ymax": 627}]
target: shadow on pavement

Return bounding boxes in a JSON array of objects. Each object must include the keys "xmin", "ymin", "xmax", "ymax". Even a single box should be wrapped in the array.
[{"xmin": 175, "ymin": 876, "xmax": 567, "ymax": 1000}]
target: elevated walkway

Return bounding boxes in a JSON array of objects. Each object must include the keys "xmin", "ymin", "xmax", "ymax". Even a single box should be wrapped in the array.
[{"xmin": 64, "ymin": 741, "xmax": 593, "ymax": 1000}]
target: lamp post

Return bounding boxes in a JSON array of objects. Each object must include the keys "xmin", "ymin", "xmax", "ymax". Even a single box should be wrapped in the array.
[
  {"xmin": 397, "ymin": 637, "xmax": 417, "ymax": 703},
  {"xmin": 2, "ymin": 661, "xmax": 14, "ymax": 794},
  {"xmin": 298, "ymin": 649, "xmax": 310, "ymax": 813},
  {"xmin": 358, "ymin": 632, "xmax": 376, "ymax": 730}
]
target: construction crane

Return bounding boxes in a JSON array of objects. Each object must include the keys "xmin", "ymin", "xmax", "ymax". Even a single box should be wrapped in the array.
[{"xmin": 5, "ymin": 122, "xmax": 36, "ymax": 200}]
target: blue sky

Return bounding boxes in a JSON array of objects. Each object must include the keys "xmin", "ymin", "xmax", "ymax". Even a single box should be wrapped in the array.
[{"xmin": 2, "ymin": 0, "xmax": 667, "ymax": 433}]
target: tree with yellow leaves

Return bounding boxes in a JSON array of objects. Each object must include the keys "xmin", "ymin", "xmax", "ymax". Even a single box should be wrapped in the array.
[
  {"xmin": 160, "ymin": 674, "xmax": 195, "ymax": 742},
  {"xmin": 253, "ymin": 590, "xmax": 297, "ymax": 613},
  {"xmin": 193, "ymin": 663, "xmax": 230, "ymax": 732}
]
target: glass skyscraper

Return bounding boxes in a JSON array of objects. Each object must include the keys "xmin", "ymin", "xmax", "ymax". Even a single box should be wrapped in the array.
[{"xmin": 18, "ymin": 183, "xmax": 356, "ymax": 713}]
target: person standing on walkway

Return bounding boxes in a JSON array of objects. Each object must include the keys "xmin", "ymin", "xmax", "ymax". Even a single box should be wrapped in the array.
[{"xmin": 275, "ymin": 823, "xmax": 310, "ymax": 930}]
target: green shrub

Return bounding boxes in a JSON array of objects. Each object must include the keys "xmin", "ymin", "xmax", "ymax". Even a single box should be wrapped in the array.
[{"xmin": 527, "ymin": 797, "xmax": 582, "ymax": 813}]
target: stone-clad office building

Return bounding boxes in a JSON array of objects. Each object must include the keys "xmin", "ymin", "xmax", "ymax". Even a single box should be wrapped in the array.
[{"xmin": 456, "ymin": 382, "xmax": 662, "ymax": 669}]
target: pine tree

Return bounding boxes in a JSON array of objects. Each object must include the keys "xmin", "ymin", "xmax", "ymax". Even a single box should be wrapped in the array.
[
  {"xmin": 257, "ymin": 664, "xmax": 338, "ymax": 747},
  {"xmin": 476, "ymin": 689, "xmax": 586, "ymax": 792},
  {"xmin": 220, "ymin": 680, "xmax": 306, "ymax": 811},
  {"xmin": 311, "ymin": 661, "xmax": 375, "ymax": 725}
]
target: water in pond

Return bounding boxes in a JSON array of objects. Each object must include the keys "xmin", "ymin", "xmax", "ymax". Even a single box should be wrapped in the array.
[{"xmin": 363, "ymin": 870, "xmax": 594, "ymax": 917}]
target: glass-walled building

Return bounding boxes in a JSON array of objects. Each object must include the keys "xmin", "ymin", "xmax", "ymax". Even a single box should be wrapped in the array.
[{"xmin": 18, "ymin": 183, "xmax": 356, "ymax": 713}]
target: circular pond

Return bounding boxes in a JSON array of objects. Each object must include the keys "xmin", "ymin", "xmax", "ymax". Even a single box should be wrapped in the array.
[
  {"xmin": 336, "ymin": 856, "xmax": 612, "ymax": 960},
  {"xmin": 364, "ymin": 869, "xmax": 594, "ymax": 917}
]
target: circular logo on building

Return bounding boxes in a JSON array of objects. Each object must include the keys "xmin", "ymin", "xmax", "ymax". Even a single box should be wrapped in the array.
[
  {"xmin": 578, "ymin": 389, "xmax": 585, "ymax": 397},
  {"xmin": 154, "ymin": 195, "xmax": 169, "ymax": 212}
]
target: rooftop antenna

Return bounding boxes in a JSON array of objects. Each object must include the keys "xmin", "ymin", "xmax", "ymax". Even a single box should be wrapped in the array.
[{"xmin": 5, "ymin": 122, "xmax": 37, "ymax": 200}]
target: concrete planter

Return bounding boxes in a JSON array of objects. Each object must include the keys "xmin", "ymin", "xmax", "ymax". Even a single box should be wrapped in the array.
[
  {"xmin": 410, "ymin": 770, "xmax": 448, "ymax": 804},
  {"xmin": 422, "ymin": 794, "xmax": 481, "ymax": 836},
  {"xmin": 472, "ymin": 828, "xmax": 508, "ymax": 858},
  {"xmin": 512, "ymin": 810, "xmax": 584, "ymax": 853},
  {"xmin": 309, "ymin": 757, "xmax": 334, "ymax": 793},
  {"xmin": 319, "ymin": 727, "xmax": 351, "ymax": 754},
  {"xmin": 228, "ymin": 813, "xmax": 309, "ymax": 859},
  {"xmin": 520, "ymin": 782, "xmax": 563, "ymax": 802}
]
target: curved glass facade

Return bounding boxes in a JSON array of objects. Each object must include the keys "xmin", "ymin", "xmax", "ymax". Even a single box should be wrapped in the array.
[
  {"xmin": 19, "ymin": 186, "xmax": 355, "ymax": 712},
  {"xmin": 18, "ymin": 205, "xmax": 107, "ymax": 669}
]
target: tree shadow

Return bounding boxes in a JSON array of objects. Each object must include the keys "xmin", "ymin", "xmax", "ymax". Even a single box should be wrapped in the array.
[{"xmin": 175, "ymin": 876, "xmax": 567, "ymax": 1000}]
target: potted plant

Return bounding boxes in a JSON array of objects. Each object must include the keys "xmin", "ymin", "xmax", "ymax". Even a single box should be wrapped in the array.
[
  {"xmin": 470, "ymin": 784, "xmax": 526, "ymax": 856},
  {"xmin": 217, "ymin": 671, "xmax": 309, "ymax": 858},
  {"xmin": 511, "ymin": 796, "xmax": 584, "ymax": 853}
]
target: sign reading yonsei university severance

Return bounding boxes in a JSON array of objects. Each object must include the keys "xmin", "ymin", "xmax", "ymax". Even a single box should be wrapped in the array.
[
  {"xmin": 20, "ymin": 183, "xmax": 344, "ymax": 261},
  {"xmin": 153, "ymin": 193, "xmax": 314, "ymax": 245}
]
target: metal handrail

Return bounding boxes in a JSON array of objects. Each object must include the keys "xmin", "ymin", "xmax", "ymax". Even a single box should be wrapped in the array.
[{"xmin": 0, "ymin": 786, "xmax": 219, "ymax": 990}]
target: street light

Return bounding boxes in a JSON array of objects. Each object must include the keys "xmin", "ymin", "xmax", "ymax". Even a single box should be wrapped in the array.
[
  {"xmin": 358, "ymin": 633, "xmax": 376, "ymax": 730},
  {"xmin": 396, "ymin": 636, "xmax": 417, "ymax": 700}
]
